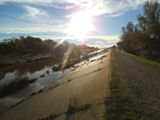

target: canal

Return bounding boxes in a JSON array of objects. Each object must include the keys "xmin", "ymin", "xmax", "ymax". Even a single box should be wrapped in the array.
[{"xmin": 0, "ymin": 57, "xmax": 79, "ymax": 114}]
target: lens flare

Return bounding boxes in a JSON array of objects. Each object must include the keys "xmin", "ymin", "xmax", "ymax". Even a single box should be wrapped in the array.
[{"xmin": 68, "ymin": 10, "xmax": 94, "ymax": 36}]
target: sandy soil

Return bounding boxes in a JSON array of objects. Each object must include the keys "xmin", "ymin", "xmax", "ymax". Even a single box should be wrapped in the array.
[
  {"xmin": 0, "ymin": 51, "xmax": 111, "ymax": 120},
  {"xmin": 113, "ymin": 50, "xmax": 160, "ymax": 120}
]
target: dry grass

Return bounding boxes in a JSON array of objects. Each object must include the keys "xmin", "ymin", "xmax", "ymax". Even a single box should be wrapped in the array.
[{"xmin": 105, "ymin": 52, "xmax": 144, "ymax": 120}]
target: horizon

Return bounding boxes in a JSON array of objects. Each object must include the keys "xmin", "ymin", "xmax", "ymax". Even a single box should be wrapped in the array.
[{"xmin": 0, "ymin": 0, "xmax": 149, "ymax": 48}]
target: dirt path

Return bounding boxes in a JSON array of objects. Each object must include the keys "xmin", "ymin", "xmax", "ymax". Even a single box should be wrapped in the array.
[
  {"xmin": 113, "ymin": 50, "xmax": 160, "ymax": 120},
  {"xmin": 0, "ymin": 51, "xmax": 111, "ymax": 120}
]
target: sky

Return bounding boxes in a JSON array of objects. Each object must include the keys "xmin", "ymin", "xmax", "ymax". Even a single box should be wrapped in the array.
[{"xmin": 0, "ymin": 0, "xmax": 149, "ymax": 48}]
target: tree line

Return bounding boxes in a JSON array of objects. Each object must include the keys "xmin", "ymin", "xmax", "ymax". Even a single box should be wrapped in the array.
[
  {"xmin": 117, "ymin": 0, "xmax": 160, "ymax": 62},
  {"xmin": 0, "ymin": 36, "xmax": 98, "ymax": 59},
  {"xmin": 0, "ymin": 36, "xmax": 57, "ymax": 54}
]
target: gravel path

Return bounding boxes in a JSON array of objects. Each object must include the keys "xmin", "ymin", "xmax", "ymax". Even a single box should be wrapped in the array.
[{"xmin": 113, "ymin": 50, "xmax": 160, "ymax": 120}]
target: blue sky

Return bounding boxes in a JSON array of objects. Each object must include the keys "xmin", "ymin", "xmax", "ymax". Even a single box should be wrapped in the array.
[{"xmin": 0, "ymin": 0, "xmax": 148, "ymax": 48}]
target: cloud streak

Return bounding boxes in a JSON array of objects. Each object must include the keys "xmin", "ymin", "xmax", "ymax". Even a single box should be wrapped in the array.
[
  {"xmin": 105, "ymin": 13, "xmax": 124, "ymax": 18},
  {"xmin": 34, "ymin": 34, "xmax": 119, "ymax": 48},
  {"xmin": 0, "ymin": 23, "xmax": 68, "ymax": 34},
  {"xmin": 33, "ymin": 35, "xmax": 120, "ymax": 42},
  {"xmin": 19, "ymin": 6, "xmax": 50, "ymax": 24},
  {"xmin": 0, "ymin": 0, "xmax": 147, "ymax": 15},
  {"xmin": 22, "ymin": 6, "xmax": 48, "ymax": 18}
]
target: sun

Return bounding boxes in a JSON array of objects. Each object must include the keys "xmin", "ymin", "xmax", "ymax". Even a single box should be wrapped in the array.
[{"xmin": 68, "ymin": 10, "xmax": 94, "ymax": 37}]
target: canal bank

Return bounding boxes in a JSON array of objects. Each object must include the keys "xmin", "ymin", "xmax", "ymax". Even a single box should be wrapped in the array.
[
  {"xmin": 0, "ymin": 50, "xmax": 111, "ymax": 120},
  {"xmin": 0, "ymin": 49, "xmax": 108, "ymax": 114}
]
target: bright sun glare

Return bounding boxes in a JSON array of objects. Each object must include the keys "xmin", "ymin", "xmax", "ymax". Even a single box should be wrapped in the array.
[{"xmin": 69, "ymin": 10, "xmax": 94, "ymax": 37}]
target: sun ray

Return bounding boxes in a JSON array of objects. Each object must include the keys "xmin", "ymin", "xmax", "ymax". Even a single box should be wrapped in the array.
[
  {"xmin": 60, "ymin": 45, "xmax": 73, "ymax": 72},
  {"xmin": 53, "ymin": 33, "xmax": 71, "ymax": 50}
]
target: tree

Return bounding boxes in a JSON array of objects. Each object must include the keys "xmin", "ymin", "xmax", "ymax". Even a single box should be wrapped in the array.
[
  {"xmin": 119, "ymin": 22, "xmax": 135, "ymax": 53},
  {"xmin": 117, "ymin": 0, "xmax": 160, "ymax": 61},
  {"xmin": 137, "ymin": 0, "xmax": 160, "ymax": 59}
]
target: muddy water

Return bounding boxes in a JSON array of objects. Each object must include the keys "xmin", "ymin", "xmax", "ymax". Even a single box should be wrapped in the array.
[
  {"xmin": 0, "ymin": 50, "xmax": 102, "ymax": 114},
  {"xmin": 0, "ymin": 57, "xmax": 74, "ymax": 114}
]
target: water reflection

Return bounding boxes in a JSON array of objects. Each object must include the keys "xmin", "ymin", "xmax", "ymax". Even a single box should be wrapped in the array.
[
  {"xmin": 0, "ymin": 50, "xmax": 106, "ymax": 114},
  {"xmin": 0, "ymin": 71, "xmax": 17, "ymax": 84},
  {"xmin": 0, "ymin": 58, "xmax": 72, "ymax": 114}
]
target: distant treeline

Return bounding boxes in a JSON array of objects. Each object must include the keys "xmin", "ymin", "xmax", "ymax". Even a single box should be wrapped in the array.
[
  {"xmin": 0, "ymin": 36, "xmax": 98, "ymax": 57},
  {"xmin": 117, "ymin": 0, "xmax": 160, "ymax": 62}
]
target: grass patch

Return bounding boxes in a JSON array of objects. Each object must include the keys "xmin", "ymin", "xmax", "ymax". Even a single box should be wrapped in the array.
[
  {"xmin": 53, "ymin": 83, "xmax": 61, "ymax": 88},
  {"xmin": 40, "ymin": 74, "xmax": 45, "ymax": 77},
  {"xmin": 119, "ymin": 50, "xmax": 160, "ymax": 69},
  {"xmin": 30, "ymin": 92, "xmax": 36, "ymax": 97},
  {"xmin": 105, "ymin": 52, "xmax": 144, "ymax": 120},
  {"xmin": 0, "ymin": 77, "xmax": 38, "ymax": 98},
  {"xmin": 0, "ymin": 73, "xmax": 5, "ymax": 80},
  {"xmin": 66, "ymin": 97, "xmax": 91, "ymax": 118},
  {"xmin": 37, "ymin": 89, "xmax": 44, "ymax": 94},
  {"xmin": 39, "ymin": 97, "xmax": 91, "ymax": 120},
  {"xmin": 0, "ymin": 76, "xmax": 29, "ymax": 98},
  {"xmin": 68, "ymin": 79, "xmax": 71, "ymax": 82},
  {"xmin": 29, "ymin": 78, "xmax": 38, "ymax": 84},
  {"xmin": 11, "ymin": 99, "xmax": 25, "ymax": 108},
  {"xmin": 38, "ymin": 114, "xmax": 60, "ymax": 120}
]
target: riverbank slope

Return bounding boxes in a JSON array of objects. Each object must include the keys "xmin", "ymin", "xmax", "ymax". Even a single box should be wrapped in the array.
[{"xmin": 0, "ymin": 51, "xmax": 111, "ymax": 120}]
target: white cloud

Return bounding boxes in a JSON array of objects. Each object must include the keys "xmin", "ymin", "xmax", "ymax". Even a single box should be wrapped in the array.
[
  {"xmin": 105, "ymin": 35, "xmax": 120, "ymax": 43},
  {"xmin": 22, "ymin": 6, "xmax": 48, "ymax": 18},
  {"xmin": 30, "ymin": 34, "xmax": 120, "ymax": 42},
  {"xmin": 95, "ymin": 41, "xmax": 103, "ymax": 44},
  {"xmin": 0, "ymin": 4, "xmax": 69, "ymax": 35},
  {"xmin": 88, "ymin": 44, "xmax": 113, "ymax": 48},
  {"xmin": 0, "ymin": 22, "xmax": 68, "ymax": 34},
  {"xmin": 20, "ymin": 5, "xmax": 50, "ymax": 23},
  {"xmin": 91, "ymin": 0, "xmax": 147, "ymax": 15},
  {"xmin": 0, "ymin": 0, "xmax": 147, "ymax": 15},
  {"xmin": 105, "ymin": 13, "xmax": 124, "ymax": 18},
  {"xmin": 0, "ymin": 0, "xmax": 149, "ymax": 40},
  {"xmin": 0, "ymin": 0, "xmax": 76, "ymax": 8},
  {"xmin": 51, "ymin": 4, "xmax": 74, "ymax": 9},
  {"xmin": 32, "ymin": 35, "xmax": 118, "ymax": 48},
  {"xmin": 0, "ymin": 0, "xmax": 49, "ymax": 5}
]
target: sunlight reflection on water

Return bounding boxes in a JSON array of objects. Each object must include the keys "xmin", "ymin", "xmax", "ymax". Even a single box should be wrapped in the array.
[
  {"xmin": 0, "ymin": 50, "xmax": 104, "ymax": 114},
  {"xmin": 0, "ymin": 71, "xmax": 17, "ymax": 84},
  {"xmin": 0, "ymin": 58, "xmax": 73, "ymax": 114}
]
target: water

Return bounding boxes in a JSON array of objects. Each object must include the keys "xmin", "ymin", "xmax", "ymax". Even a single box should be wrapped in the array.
[
  {"xmin": 0, "ymin": 50, "xmax": 105, "ymax": 114},
  {"xmin": 0, "ymin": 58, "xmax": 73, "ymax": 114}
]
